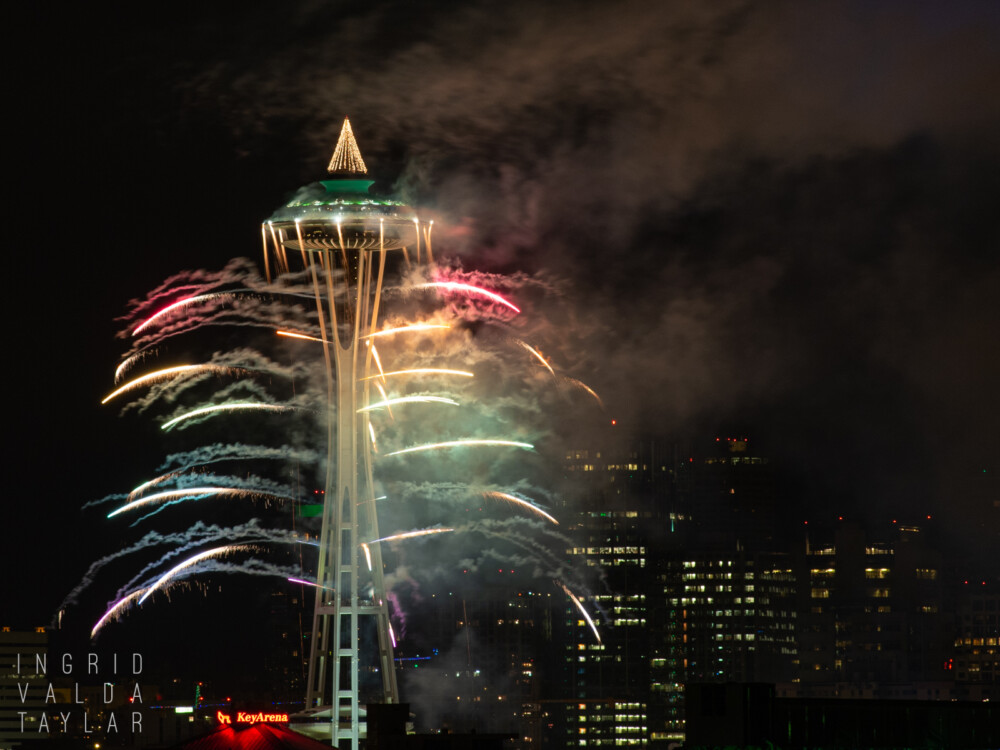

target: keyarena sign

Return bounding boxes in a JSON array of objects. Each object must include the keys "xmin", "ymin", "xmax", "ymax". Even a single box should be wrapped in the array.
[{"xmin": 216, "ymin": 710, "xmax": 290, "ymax": 725}]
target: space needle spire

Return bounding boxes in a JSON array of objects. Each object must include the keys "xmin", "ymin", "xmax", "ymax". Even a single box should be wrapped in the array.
[{"xmin": 327, "ymin": 116, "xmax": 368, "ymax": 175}]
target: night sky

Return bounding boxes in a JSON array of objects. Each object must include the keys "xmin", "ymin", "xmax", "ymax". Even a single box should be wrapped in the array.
[{"xmin": 5, "ymin": 0, "xmax": 999, "ymax": 670}]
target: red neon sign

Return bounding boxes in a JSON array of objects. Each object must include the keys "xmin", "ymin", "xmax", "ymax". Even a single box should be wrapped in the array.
[{"xmin": 216, "ymin": 710, "xmax": 289, "ymax": 725}]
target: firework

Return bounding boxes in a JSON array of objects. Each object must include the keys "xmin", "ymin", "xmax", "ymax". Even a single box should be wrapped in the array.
[
  {"xmin": 161, "ymin": 402, "xmax": 293, "ymax": 430},
  {"xmin": 276, "ymin": 329, "xmax": 326, "ymax": 343},
  {"xmin": 128, "ymin": 473, "xmax": 178, "ymax": 499},
  {"xmin": 416, "ymin": 282, "xmax": 520, "ymax": 314},
  {"xmin": 288, "ymin": 577, "xmax": 334, "ymax": 591},
  {"xmin": 138, "ymin": 544, "xmax": 253, "ymax": 604},
  {"xmin": 74, "ymin": 123, "xmax": 611, "ymax": 750},
  {"xmin": 374, "ymin": 382, "xmax": 393, "ymax": 418},
  {"xmin": 518, "ymin": 341, "xmax": 556, "ymax": 376},
  {"xmin": 363, "ymin": 323, "xmax": 450, "ymax": 339},
  {"xmin": 358, "ymin": 395, "xmax": 459, "ymax": 412},
  {"xmin": 107, "ymin": 487, "xmax": 291, "ymax": 519},
  {"xmin": 361, "ymin": 368, "xmax": 474, "ymax": 381},
  {"xmin": 370, "ymin": 344, "xmax": 386, "ymax": 381},
  {"xmin": 558, "ymin": 581, "xmax": 601, "ymax": 643},
  {"xmin": 133, "ymin": 293, "xmax": 231, "ymax": 336},
  {"xmin": 101, "ymin": 365, "xmax": 230, "ymax": 404},
  {"xmin": 483, "ymin": 491, "xmax": 559, "ymax": 525},
  {"xmin": 562, "ymin": 376, "xmax": 605, "ymax": 409},
  {"xmin": 371, "ymin": 528, "xmax": 455, "ymax": 544},
  {"xmin": 114, "ymin": 350, "xmax": 157, "ymax": 384},
  {"xmin": 91, "ymin": 589, "xmax": 147, "ymax": 639},
  {"xmin": 386, "ymin": 439, "xmax": 534, "ymax": 457}
]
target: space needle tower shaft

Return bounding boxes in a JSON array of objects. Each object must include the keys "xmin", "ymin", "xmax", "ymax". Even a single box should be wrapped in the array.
[{"xmin": 263, "ymin": 118, "xmax": 431, "ymax": 748}]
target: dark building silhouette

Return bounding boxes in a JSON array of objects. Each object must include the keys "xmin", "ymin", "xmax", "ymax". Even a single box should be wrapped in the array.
[
  {"xmin": 685, "ymin": 682, "xmax": 1000, "ymax": 750},
  {"xmin": 793, "ymin": 521, "xmax": 950, "ymax": 689},
  {"xmin": 0, "ymin": 627, "xmax": 49, "ymax": 747},
  {"xmin": 951, "ymin": 581, "xmax": 1000, "ymax": 697}
]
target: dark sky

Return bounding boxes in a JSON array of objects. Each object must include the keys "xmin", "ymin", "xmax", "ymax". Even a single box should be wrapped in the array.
[{"xmin": 5, "ymin": 0, "xmax": 999, "ymax": 638}]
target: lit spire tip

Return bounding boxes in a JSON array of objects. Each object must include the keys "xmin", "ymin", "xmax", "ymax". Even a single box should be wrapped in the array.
[{"xmin": 327, "ymin": 117, "xmax": 368, "ymax": 175}]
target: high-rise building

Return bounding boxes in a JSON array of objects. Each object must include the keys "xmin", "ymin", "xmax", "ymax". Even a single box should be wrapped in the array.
[
  {"xmin": 545, "ymin": 437, "xmax": 679, "ymax": 749},
  {"xmin": 0, "ymin": 627, "xmax": 49, "ymax": 748},
  {"xmin": 672, "ymin": 437, "xmax": 779, "ymax": 553},
  {"xmin": 793, "ymin": 521, "xmax": 949, "ymax": 691},
  {"xmin": 651, "ymin": 551, "xmax": 798, "ymax": 742},
  {"xmin": 951, "ymin": 582, "xmax": 999, "ymax": 699}
]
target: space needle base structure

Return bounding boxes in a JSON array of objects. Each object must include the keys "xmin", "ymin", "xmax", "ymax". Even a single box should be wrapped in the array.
[{"xmin": 263, "ymin": 118, "xmax": 433, "ymax": 748}]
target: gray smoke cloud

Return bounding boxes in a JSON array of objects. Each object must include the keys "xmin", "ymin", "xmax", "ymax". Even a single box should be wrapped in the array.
[{"xmin": 178, "ymin": 0, "xmax": 996, "ymax": 531}]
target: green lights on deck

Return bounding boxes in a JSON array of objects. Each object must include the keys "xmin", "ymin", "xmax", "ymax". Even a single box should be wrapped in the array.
[{"xmin": 286, "ymin": 197, "xmax": 405, "ymax": 208}]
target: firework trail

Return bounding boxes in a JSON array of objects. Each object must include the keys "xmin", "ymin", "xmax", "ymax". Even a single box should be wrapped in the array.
[
  {"xmin": 115, "ymin": 349, "xmax": 159, "ymax": 384},
  {"xmin": 78, "ymin": 446, "xmax": 315, "ymax": 510},
  {"xmin": 517, "ymin": 340, "xmax": 556, "ymax": 376},
  {"xmin": 133, "ymin": 292, "xmax": 238, "ymax": 335},
  {"xmin": 94, "ymin": 554, "xmax": 309, "ymax": 639},
  {"xmin": 119, "ymin": 258, "xmax": 312, "ymax": 338},
  {"xmin": 94, "ymin": 558, "xmax": 304, "ymax": 639},
  {"xmin": 363, "ymin": 323, "xmax": 451, "ymax": 339},
  {"xmin": 95, "ymin": 471, "xmax": 298, "ymax": 511},
  {"xmin": 127, "ymin": 474, "xmax": 179, "ymax": 500},
  {"xmin": 462, "ymin": 518, "xmax": 581, "ymax": 582},
  {"xmin": 161, "ymin": 401, "xmax": 299, "ymax": 431},
  {"xmin": 276, "ymin": 329, "xmax": 325, "ymax": 343},
  {"xmin": 359, "ymin": 395, "xmax": 460, "ymax": 412},
  {"xmin": 415, "ymin": 282, "xmax": 521, "ymax": 314},
  {"xmin": 386, "ymin": 589, "xmax": 407, "ymax": 640},
  {"xmin": 378, "ymin": 517, "xmax": 583, "ymax": 589},
  {"xmin": 119, "ymin": 259, "xmax": 261, "ymax": 326},
  {"xmin": 482, "ymin": 491, "xmax": 559, "ymax": 525},
  {"xmin": 557, "ymin": 580, "xmax": 602, "ymax": 643},
  {"xmin": 91, "ymin": 590, "xmax": 147, "ymax": 638},
  {"xmin": 114, "ymin": 527, "xmax": 305, "ymax": 599},
  {"xmin": 371, "ymin": 528, "xmax": 455, "ymax": 544},
  {"xmin": 374, "ymin": 382, "xmax": 393, "ymax": 418},
  {"xmin": 113, "ymin": 349, "xmax": 308, "ymax": 416},
  {"xmin": 128, "ymin": 292, "xmax": 315, "ymax": 353},
  {"xmin": 287, "ymin": 577, "xmax": 335, "ymax": 591},
  {"xmin": 157, "ymin": 443, "xmax": 320, "ymax": 473},
  {"xmin": 101, "ymin": 365, "xmax": 232, "ymax": 404},
  {"xmin": 361, "ymin": 368, "xmax": 474, "ymax": 381},
  {"xmin": 59, "ymin": 519, "xmax": 295, "ymax": 613},
  {"xmin": 386, "ymin": 439, "xmax": 534, "ymax": 457},
  {"xmin": 560, "ymin": 376, "xmax": 605, "ymax": 409},
  {"xmin": 107, "ymin": 486, "xmax": 295, "ymax": 519},
  {"xmin": 138, "ymin": 544, "xmax": 256, "ymax": 604}
]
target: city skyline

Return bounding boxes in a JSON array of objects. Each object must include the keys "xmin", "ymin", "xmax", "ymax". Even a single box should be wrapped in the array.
[{"xmin": 3, "ymin": 4, "xmax": 998, "ymax": 744}]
